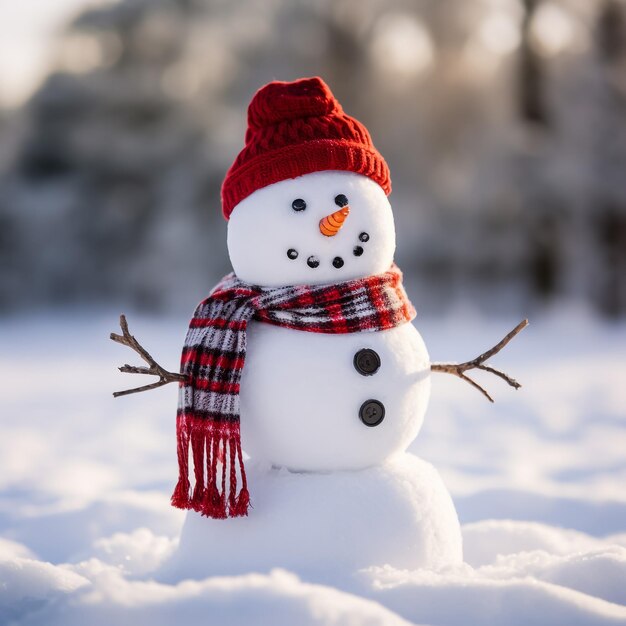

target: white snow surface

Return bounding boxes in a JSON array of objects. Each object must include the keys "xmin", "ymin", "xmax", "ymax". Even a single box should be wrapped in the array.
[{"xmin": 1, "ymin": 306, "xmax": 625, "ymax": 625}]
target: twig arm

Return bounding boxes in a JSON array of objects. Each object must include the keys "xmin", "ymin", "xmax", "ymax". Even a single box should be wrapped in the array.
[
  {"xmin": 431, "ymin": 319, "xmax": 528, "ymax": 403},
  {"xmin": 110, "ymin": 314, "xmax": 186, "ymax": 398}
]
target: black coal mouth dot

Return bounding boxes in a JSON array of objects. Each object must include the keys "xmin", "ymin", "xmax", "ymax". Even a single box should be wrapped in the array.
[
  {"xmin": 307, "ymin": 256, "xmax": 320, "ymax": 268},
  {"xmin": 332, "ymin": 256, "xmax": 344, "ymax": 269},
  {"xmin": 359, "ymin": 232, "xmax": 370, "ymax": 242},
  {"xmin": 353, "ymin": 246, "xmax": 364, "ymax": 257},
  {"xmin": 287, "ymin": 248, "xmax": 298, "ymax": 260}
]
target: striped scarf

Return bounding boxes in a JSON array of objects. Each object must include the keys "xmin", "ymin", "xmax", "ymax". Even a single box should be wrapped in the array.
[{"xmin": 171, "ymin": 264, "xmax": 416, "ymax": 518}]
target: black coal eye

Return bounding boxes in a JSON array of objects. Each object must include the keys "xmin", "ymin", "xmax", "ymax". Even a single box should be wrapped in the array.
[
  {"xmin": 359, "ymin": 232, "xmax": 369, "ymax": 242},
  {"xmin": 287, "ymin": 249, "xmax": 298, "ymax": 260},
  {"xmin": 292, "ymin": 198, "xmax": 306, "ymax": 212},
  {"xmin": 353, "ymin": 246, "xmax": 364, "ymax": 257},
  {"xmin": 334, "ymin": 194, "xmax": 349, "ymax": 208}
]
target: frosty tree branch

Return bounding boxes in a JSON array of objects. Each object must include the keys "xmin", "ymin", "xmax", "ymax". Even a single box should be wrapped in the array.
[
  {"xmin": 110, "ymin": 314, "xmax": 186, "ymax": 397},
  {"xmin": 431, "ymin": 319, "xmax": 529, "ymax": 403}
]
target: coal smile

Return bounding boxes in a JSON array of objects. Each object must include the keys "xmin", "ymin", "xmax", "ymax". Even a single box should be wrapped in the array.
[{"xmin": 286, "ymin": 232, "xmax": 370, "ymax": 269}]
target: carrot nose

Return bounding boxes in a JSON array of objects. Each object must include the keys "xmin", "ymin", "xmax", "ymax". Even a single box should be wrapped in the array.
[{"xmin": 319, "ymin": 206, "xmax": 350, "ymax": 237}]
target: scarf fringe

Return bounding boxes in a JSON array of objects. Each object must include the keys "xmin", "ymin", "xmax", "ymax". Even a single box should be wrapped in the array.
[{"xmin": 171, "ymin": 413, "xmax": 249, "ymax": 518}]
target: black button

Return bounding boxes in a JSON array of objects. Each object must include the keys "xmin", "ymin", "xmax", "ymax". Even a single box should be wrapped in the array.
[
  {"xmin": 353, "ymin": 348, "xmax": 381, "ymax": 376},
  {"xmin": 359, "ymin": 399, "xmax": 385, "ymax": 427}
]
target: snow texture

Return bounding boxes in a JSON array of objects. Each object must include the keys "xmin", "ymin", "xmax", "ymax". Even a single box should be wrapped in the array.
[{"xmin": 1, "ymin": 309, "xmax": 625, "ymax": 625}]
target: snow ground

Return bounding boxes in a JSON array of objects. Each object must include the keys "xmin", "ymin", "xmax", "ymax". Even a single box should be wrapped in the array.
[{"xmin": 0, "ymin": 306, "xmax": 625, "ymax": 625}]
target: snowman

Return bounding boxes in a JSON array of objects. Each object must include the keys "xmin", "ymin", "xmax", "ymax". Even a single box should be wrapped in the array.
[{"xmin": 112, "ymin": 77, "xmax": 525, "ymax": 581}]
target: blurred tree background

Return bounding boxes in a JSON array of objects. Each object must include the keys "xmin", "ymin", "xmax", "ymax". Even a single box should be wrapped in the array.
[{"xmin": 0, "ymin": 0, "xmax": 625, "ymax": 316}]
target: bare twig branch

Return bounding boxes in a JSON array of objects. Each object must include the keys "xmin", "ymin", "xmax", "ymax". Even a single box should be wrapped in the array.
[
  {"xmin": 431, "ymin": 319, "xmax": 528, "ymax": 403},
  {"xmin": 110, "ymin": 314, "xmax": 186, "ymax": 398}
]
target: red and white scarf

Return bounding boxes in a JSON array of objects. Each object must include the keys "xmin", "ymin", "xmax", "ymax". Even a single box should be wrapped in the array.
[{"xmin": 171, "ymin": 264, "xmax": 416, "ymax": 518}]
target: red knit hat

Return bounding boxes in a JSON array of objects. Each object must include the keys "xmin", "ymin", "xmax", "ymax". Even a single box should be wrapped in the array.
[{"xmin": 221, "ymin": 77, "xmax": 391, "ymax": 220}]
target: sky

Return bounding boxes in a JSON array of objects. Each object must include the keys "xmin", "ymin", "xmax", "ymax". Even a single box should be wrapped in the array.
[{"xmin": 0, "ymin": 0, "xmax": 114, "ymax": 109}]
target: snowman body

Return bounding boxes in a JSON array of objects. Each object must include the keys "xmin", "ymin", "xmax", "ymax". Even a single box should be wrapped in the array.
[
  {"xmin": 241, "ymin": 322, "xmax": 430, "ymax": 471},
  {"xmin": 163, "ymin": 454, "xmax": 462, "ymax": 583},
  {"xmin": 162, "ymin": 168, "xmax": 463, "ymax": 581}
]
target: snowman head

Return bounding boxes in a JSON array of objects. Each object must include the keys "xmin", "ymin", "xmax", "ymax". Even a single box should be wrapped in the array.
[
  {"xmin": 227, "ymin": 171, "xmax": 395, "ymax": 286},
  {"xmin": 222, "ymin": 78, "xmax": 395, "ymax": 287}
]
